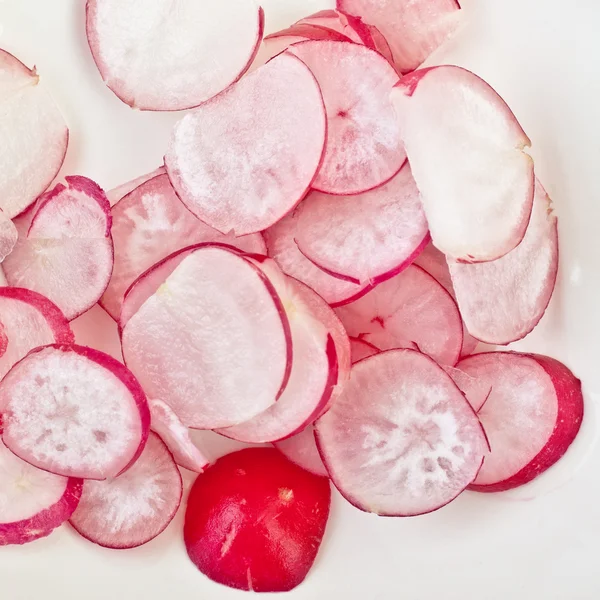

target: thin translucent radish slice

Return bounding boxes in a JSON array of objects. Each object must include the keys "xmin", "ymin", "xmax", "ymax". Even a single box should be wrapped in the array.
[
  {"xmin": 70, "ymin": 432, "xmax": 182, "ymax": 549},
  {"xmin": 166, "ymin": 53, "xmax": 326, "ymax": 236},
  {"xmin": 0, "ymin": 344, "xmax": 150, "ymax": 480},
  {"xmin": 350, "ymin": 337, "xmax": 380, "ymax": 363},
  {"xmin": 0, "ymin": 266, "xmax": 6, "ymax": 286},
  {"xmin": 86, "ymin": 0, "xmax": 264, "ymax": 111},
  {"xmin": 289, "ymin": 41, "xmax": 404, "ymax": 195},
  {"xmin": 316, "ymin": 350, "xmax": 487, "ymax": 516},
  {"xmin": 335, "ymin": 265, "xmax": 463, "ymax": 366},
  {"xmin": 391, "ymin": 66, "xmax": 534, "ymax": 262},
  {"xmin": 298, "ymin": 11, "xmax": 363, "ymax": 42},
  {"xmin": 106, "ymin": 167, "xmax": 165, "ymax": 207},
  {"xmin": 2, "ymin": 177, "xmax": 114, "ymax": 320},
  {"xmin": 448, "ymin": 181, "xmax": 559, "ymax": 345},
  {"xmin": 0, "ymin": 210, "xmax": 17, "ymax": 262},
  {"xmin": 275, "ymin": 426, "xmax": 328, "ymax": 478},
  {"xmin": 444, "ymin": 366, "xmax": 492, "ymax": 412},
  {"xmin": 0, "ymin": 49, "xmax": 68, "ymax": 218}
]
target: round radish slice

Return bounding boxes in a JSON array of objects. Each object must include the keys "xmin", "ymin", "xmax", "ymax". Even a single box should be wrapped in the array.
[
  {"xmin": 0, "ymin": 210, "xmax": 17, "ymax": 262},
  {"xmin": 86, "ymin": 0, "xmax": 264, "ymax": 111},
  {"xmin": 288, "ymin": 40, "xmax": 404, "ymax": 195},
  {"xmin": 70, "ymin": 432, "xmax": 182, "ymax": 549},
  {"xmin": 0, "ymin": 49, "xmax": 68, "ymax": 219},
  {"xmin": 275, "ymin": 426, "xmax": 328, "ymax": 478},
  {"xmin": 0, "ymin": 344, "xmax": 150, "ymax": 480},
  {"xmin": 184, "ymin": 447, "xmax": 331, "ymax": 593},
  {"xmin": 298, "ymin": 10, "xmax": 363, "ymax": 43},
  {"xmin": 3, "ymin": 176, "xmax": 114, "ymax": 321},
  {"xmin": 106, "ymin": 167, "xmax": 166, "ymax": 207},
  {"xmin": 350, "ymin": 337, "xmax": 380, "ymax": 363},
  {"xmin": 165, "ymin": 52, "xmax": 326, "ymax": 236},
  {"xmin": 315, "ymin": 350, "xmax": 487, "ymax": 515},
  {"xmin": 456, "ymin": 352, "xmax": 584, "ymax": 492}
]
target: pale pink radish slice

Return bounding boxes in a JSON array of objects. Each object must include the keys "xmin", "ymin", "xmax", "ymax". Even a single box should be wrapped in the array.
[
  {"xmin": 165, "ymin": 53, "xmax": 326, "ymax": 235},
  {"xmin": 289, "ymin": 40, "xmax": 404, "ymax": 195},
  {"xmin": 335, "ymin": 265, "xmax": 463, "ymax": 366},
  {"xmin": 295, "ymin": 163, "xmax": 429, "ymax": 284},
  {"xmin": 121, "ymin": 246, "xmax": 292, "ymax": 429},
  {"xmin": 350, "ymin": 337, "xmax": 379, "ymax": 363},
  {"xmin": 275, "ymin": 426, "xmax": 328, "ymax": 478},
  {"xmin": 70, "ymin": 432, "xmax": 182, "ymax": 549},
  {"xmin": 443, "ymin": 366, "xmax": 492, "ymax": 412},
  {"xmin": 106, "ymin": 167, "xmax": 165, "ymax": 207},
  {"xmin": 0, "ymin": 49, "xmax": 68, "ymax": 218},
  {"xmin": 0, "ymin": 210, "xmax": 17, "ymax": 262},
  {"xmin": 457, "ymin": 352, "xmax": 584, "ymax": 492},
  {"xmin": 298, "ymin": 11, "xmax": 363, "ymax": 42},
  {"xmin": 86, "ymin": 0, "xmax": 264, "ymax": 111},
  {"xmin": 2, "ymin": 177, "xmax": 114, "ymax": 320},
  {"xmin": 316, "ymin": 349, "xmax": 487, "ymax": 515},
  {"xmin": 0, "ymin": 266, "xmax": 6, "ymax": 286},
  {"xmin": 0, "ymin": 344, "xmax": 150, "ymax": 480},
  {"xmin": 448, "ymin": 180, "xmax": 559, "ymax": 345},
  {"xmin": 391, "ymin": 66, "xmax": 534, "ymax": 262}
]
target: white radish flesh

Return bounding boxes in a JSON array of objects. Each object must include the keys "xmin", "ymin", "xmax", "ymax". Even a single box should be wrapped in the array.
[{"xmin": 0, "ymin": 210, "xmax": 17, "ymax": 262}]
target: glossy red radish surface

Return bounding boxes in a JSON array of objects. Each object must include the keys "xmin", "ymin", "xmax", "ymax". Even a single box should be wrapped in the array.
[
  {"xmin": 350, "ymin": 337, "xmax": 379, "ymax": 363},
  {"xmin": 106, "ymin": 167, "xmax": 166, "ymax": 207},
  {"xmin": 184, "ymin": 448, "xmax": 331, "ymax": 592},
  {"xmin": 0, "ymin": 210, "xmax": 17, "ymax": 262},
  {"xmin": 276, "ymin": 426, "xmax": 329, "ymax": 478}
]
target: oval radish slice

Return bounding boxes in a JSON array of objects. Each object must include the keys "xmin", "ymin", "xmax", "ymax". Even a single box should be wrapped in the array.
[
  {"xmin": 275, "ymin": 427, "xmax": 328, "ymax": 478},
  {"xmin": 288, "ymin": 40, "xmax": 404, "ymax": 195},
  {"xmin": 106, "ymin": 167, "xmax": 166, "ymax": 207},
  {"xmin": 0, "ymin": 210, "xmax": 17, "ymax": 262},
  {"xmin": 0, "ymin": 344, "xmax": 150, "ymax": 480},
  {"xmin": 315, "ymin": 350, "xmax": 487, "ymax": 515},
  {"xmin": 86, "ymin": 0, "xmax": 264, "ymax": 111},
  {"xmin": 350, "ymin": 337, "xmax": 379, "ymax": 363},
  {"xmin": 391, "ymin": 66, "xmax": 534, "ymax": 262},
  {"xmin": 184, "ymin": 447, "xmax": 331, "ymax": 593},
  {"xmin": 165, "ymin": 52, "xmax": 326, "ymax": 236},
  {"xmin": 70, "ymin": 432, "xmax": 182, "ymax": 549},
  {"xmin": 0, "ymin": 49, "xmax": 68, "ymax": 219}
]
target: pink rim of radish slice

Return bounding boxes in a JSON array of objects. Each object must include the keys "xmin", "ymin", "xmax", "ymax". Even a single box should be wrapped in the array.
[
  {"xmin": 165, "ymin": 52, "xmax": 326, "ymax": 236},
  {"xmin": 121, "ymin": 245, "xmax": 293, "ymax": 429},
  {"xmin": 315, "ymin": 349, "xmax": 488, "ymax": 516},
  {"xmin": 0, "ymin": 49, "xmax": 68, "ymax": 219},
  {"xmin": 350, "ymin": 337, "xmax": 380, "ymax": 363},
  {"xmin": 70, "ymin": 432, "xmax": 182, "ymax": 549},
  {"xmin": 85, "ymin": 0, "xmax": 264, "ymax": 111},
  {"xmin": 448, "ymin": 180, "xmax": 559, "ymax": 345},
  {"xmin": 391, "ymin": 66, "xmax": 534, "ymax": 262},
  {"xmin": 2, "ymin": 176, "xmax": 114, "ymax": 321},
  {"xmin": 295, "ymin": 162, "xmax": 429, "ymax": 284},
  {"xmin": 0, "ymin": 438, "xmax": 82, "ymax": 546},
  {"xmin": 0, "ymin": 209, "xmax": 17, "ymax": 262},
  {"xmin": 106, "ymin": 167, "xmax": 166, "ymax": 207},
  {"xmin": 0, "ymin": 344, "xmax": 150, "ymax": 480},
  {"xmin": 334, "ymin": 264, "xmax": 463, "ymax": 366},
  {"xmin": 456, "ymin": 352, "xmax": 584, "ymax": 492},
  {"xmin": 275, "ymin": 426, "xmax": 329, "ymax": 478},
  {"xmin": 288, "ymin": 40, "xmax": 405, "ymax": 195}
]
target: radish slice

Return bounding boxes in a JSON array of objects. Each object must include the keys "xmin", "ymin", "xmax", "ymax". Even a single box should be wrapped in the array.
[
  {"xmin": 296, "ymin": 163, "xmax": 429, "ymax": 284},
  {"xmin": 391, "ymin": 66, "xmax": 534, "ymax": 262},
  {"xmin": 2, "ymin": 177, "xmax": 114, "ymax": 320},
  {"xmin": 298, "ymin": 10, "xmax": 363, "ymax": 43},
  {"xmin": 121, "ymin": 246, "xmax": 292, "ymax": 429},
  {"xmin": 70, "ymin": 432, "xmax": 182, "ymax": 549},
  {"xmin": 0, "ymin": 210, "xmax": 17, "ymax": 262},
  {"xmin": 106, "ymin": 167, "xmax": 166, "ymax": 207},
  {"xmin": 350, "ymin": 337, "xmax": 379, "ymax": 363},
  {"xmin": 275, "ymin": 427, "xmax": 328, "ymax": 478},
  {"xmin": 165, "ymin": 53, "xmax": 326, "ymax": 236},
  {"xmin": 0, "ymin": 49, "xmax": 68, "ymax": 219},
  {"xmin": 0, "ymin": 344, "xmax": 150, "ymax": 480},
  {"xmin": 448, "ymin": 180, "xmax": 559, "ymax": 345},
  {"xmin": 444, "ymin": 366, "xmax": 492, "ymax": 412},
  {"xmin": 0, "ymin": 266, "xmax": 6, "ymax": 286},
  {"xmin": 86, "ymin": 0, "xmax": 264, "ymax": 111},
  {"xmin": 289, "ymin": 40, "xmax": 404, "ymax": 195},
  {"xmin": 315, "ymin": 349, "xmax": 487, "ymax": 515},
  {"xmin": 334, "ymin": 265, "xmax": 463, "ymax": 366}
]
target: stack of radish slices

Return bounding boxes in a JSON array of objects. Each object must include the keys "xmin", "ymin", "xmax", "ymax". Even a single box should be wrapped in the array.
[{"xmin": 0, "ymin": 0, "xmax": 585, "ymax": 594}]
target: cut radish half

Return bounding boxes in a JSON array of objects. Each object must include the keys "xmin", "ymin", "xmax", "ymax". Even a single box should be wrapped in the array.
[
  {"xmin": 165, "ymin": 53, "xmax": 326, "ymax": 235},
  {"xmin": 275, "ymin": 426, "xmax": 328, "ymax": 478},
  {"xmin": 315, "ymin": 350, "xmax": 487, "ymax": 515},
  {"xmin": 350, "ymin": 337, "xmax": 379, "ymax": 363},
  {"xmin": 391, "ymin": 66, "xmax": 534, "ymax": 262},
  {"xmin": 289, "ymin": 40, "xmax": 404, "ymax": 195},
  {"xmin": 0, "ymin": 210, "xmax": 17, "ymax": 262},
  {"xmin": 2, "ymin": 176, "xmax": 114, "ymax": 320},
  {"xmin": 70, "ymin": 432, "xmax": 182, "ymax": 549},
  {"xmin": 106, "ymin": 167, "xmax": 166, "ymax": 207},
  {"xmin": 86, "ymin": 0, "xmax": 264, "ymax": 111},
  {"xmin": 0, "ymin": 49, "xmax": 68, "ymax": 218},
  {"xmin": 0, "ymin": 344, "xmax": 150, "ymax": 480}
]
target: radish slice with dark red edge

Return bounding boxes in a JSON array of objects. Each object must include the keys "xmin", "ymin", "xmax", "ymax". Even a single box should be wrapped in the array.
[
  {"xmin": 166, "ymin": 52, "xmax": 326, "ymax": 236},
  {"xmin": 106, "ymin": 167, "xmax": 165, "ymax": 207},
  {"xmin": 315, "ymin": 349, "xmax": 487, "ymax": 516},
  {"xmin": 391, "ymin": 66, "xmax": 534, "ymax": 262},
  {"xmin": 0, "ymin": 49, "xmax": 68, "ymax": 219},
  {"xmin": 0, "ymin": 344, "xmax": 150, "ymax": 480},
  {"xmin": 121, "ymin": 246, "xmax": 292, "ymax": 429},
  {"xmin": 0, "ymin": 210, "xmax": 17, "ymax": 262},
  {"xmin": 456, "ymin": 352, "xmax": 584, "ymax": 492},
  {"xmin": 70, "ymin": 432, "xmax": 182, "ymax": 549},
  {"xmin": 295, "ymin": 162, "xmax": 429, "ymax": 284},
  {"xmin": 184, "ymin": 448, "xmax": 331, "ymax": 593},
  {"xmin": 86, "ymin": 0, "xmax": 264, "ymax": 111},
  {"xmin": 2, "ymin": 176, "xmax": 114, "ymax": 321},
  {"xmin": 275, "ymin": 426, "xmax": 328, "ymax": 478},
  {"xmin": 335, "ymin": 264, "xmax": 463, "ymax": 366},
  {"xmin": 288, "ymin": 40, "xmax": 404, "ymax": 195},
  {"xmin": 350, "ymin": 337, "xmax": 380, "ymax": 363},
  {"xmin": 448, "ymin": 180, "xmax": 559, "ymax": 345}
]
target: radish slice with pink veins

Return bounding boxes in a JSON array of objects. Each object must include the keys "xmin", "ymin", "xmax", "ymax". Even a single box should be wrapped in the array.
[
  {"xmin": 106, "ymin": 167, "xmax": 166, "ymax": 207},
  {"xmin": 0, "ymin": 210, "xmax": 17, "ymax": 262},
  {"xmin": 275, "ymin": 426, "xmax": 328, "ymax": 478},
  {"xmin": 391, "ymin": 66, "xmax": 534, "ymax": 262},
  {"xmin": 350, "ymin": 337, "xmax": 380, "ymax": 363},
  {"xmin": 315, "ymin": 349, "xmax": 487, "ymax": 515}
]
